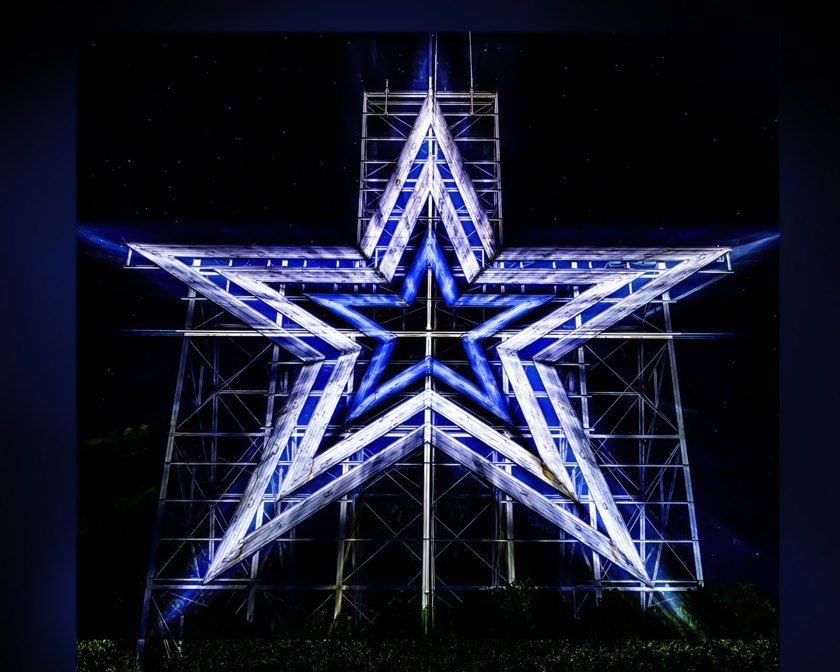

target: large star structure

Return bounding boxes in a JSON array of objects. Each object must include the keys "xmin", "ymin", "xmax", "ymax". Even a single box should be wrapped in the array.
[
  {"xmin": 309, "ymin": 229, "xmax": 553, "ymax": 424},
  {"xmin": 130, "ymin": 91, "xmax": 728, "ymax": 587}
]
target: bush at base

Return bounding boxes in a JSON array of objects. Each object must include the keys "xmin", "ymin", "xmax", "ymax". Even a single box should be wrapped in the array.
[{"xmin": 77, "ymin": 638, "xmax": 778, "ymax": 672}]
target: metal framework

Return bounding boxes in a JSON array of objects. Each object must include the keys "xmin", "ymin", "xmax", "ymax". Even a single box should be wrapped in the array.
[{"xmin": 130, "ymin": 88, "xmax": 731, "ymax": 648}]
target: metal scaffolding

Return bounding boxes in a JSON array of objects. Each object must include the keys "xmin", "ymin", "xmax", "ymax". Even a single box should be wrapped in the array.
[{"xmin": 131, "ymin": 89, "xmax": 731, "ymax": 649}]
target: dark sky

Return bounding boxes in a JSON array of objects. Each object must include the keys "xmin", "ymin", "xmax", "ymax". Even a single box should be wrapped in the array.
[{"xmin": 77, "ymin": 33, "xmax": 778, "ymax": 636}]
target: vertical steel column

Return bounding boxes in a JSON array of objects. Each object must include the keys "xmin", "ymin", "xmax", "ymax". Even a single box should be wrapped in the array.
[
  {"xmin": 572, "ymin": 262, "xmax": 600, "ymax": 603},
  {"xmin": 638, "ymin": 340, "xmax": 647, "ymax": 609},
  {"xmin": 644, "ymin": 336, "xmax": 668, "ymax": 600},
  {"xmin": 502, "ymin": 453, "xmax": 516, "ymax": 584},
  {"xmin": 333, "ymin": 352, "xmax": 356, "ymax": 620},
  {"xmin": 421, "ymin": 102, "xmax": 436, "ymax": 632},
  {"xmin": 497, "ymin": 94, "xmax": 514, "ymax": 586},
  {"xmin": 247, "ymin": 342, "xmax": 281, "ymax": 623},
  {"xmin": 491, "ymin": 451, "xmax": 500, "ymax": 589},
  {"xmin": 333, "ymin": 480, "xmax": 351, "ymax": 619},
  {"xmin": 208, "ymin": 338, "xmax": 220, "ymax": 568},
  {"xmin": 421, "ymin": 263, "xmax": 435, "ymax": 633},
  {"xmin": 494, "ymin": 91, "xmax": 503, "ymax": 248},
  {"xmin": 341, "ymin": 336, "xmax": 366, "ymax": 624},
  {"xmin": 493, "ymin": 438, "xmax": 516, "ymax": 586},
  {"xmin": 357, "ymin": 91, "xmax": 368, "ymax": 245},
  {"xmin": 489, "ymin": 90, "xmax": 509, "ymax": 587},
  {"xmin": 489, "ymin": 91, "xmax": 513, "ymax": 587}
]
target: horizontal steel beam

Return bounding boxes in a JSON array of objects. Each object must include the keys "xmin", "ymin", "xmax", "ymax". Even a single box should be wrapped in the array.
[
  {"xmin": 494, "ymin": 247, "xmax": 728, "ymax": 261},
  {"xmin": 131, "ymin": 244, "xmax": 364, "ymax": 259}
]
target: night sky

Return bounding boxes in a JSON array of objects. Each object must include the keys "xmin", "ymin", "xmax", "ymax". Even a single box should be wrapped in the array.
[{"xmin": 77, "ymin": 33, "xmax": 778, "ymax": 636}]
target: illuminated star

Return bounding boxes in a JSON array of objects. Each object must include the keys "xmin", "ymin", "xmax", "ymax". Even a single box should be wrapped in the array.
[{"xmin": 130, "ymin": 90, "xmax": 728, "ymax": 587}]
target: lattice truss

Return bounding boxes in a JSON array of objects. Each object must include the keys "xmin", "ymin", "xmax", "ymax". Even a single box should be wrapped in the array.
[{"xmin": 129, "ymin": 90, "xmax": 732, "ymax": 640}]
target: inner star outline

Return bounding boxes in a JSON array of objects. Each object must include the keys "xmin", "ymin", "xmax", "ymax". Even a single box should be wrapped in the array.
[
  {"xmin": 309, "ymin": 228, "xmax": 554, "ymax": 424},
  {"xmin": 129, "ymin": 90, "xmax": 728, "ymax": 587}
]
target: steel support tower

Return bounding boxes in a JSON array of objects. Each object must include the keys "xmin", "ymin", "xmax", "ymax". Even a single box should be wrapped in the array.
[{"xmin": 131, "ymin": 88, "xmax": 731, "ymax": 649}]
